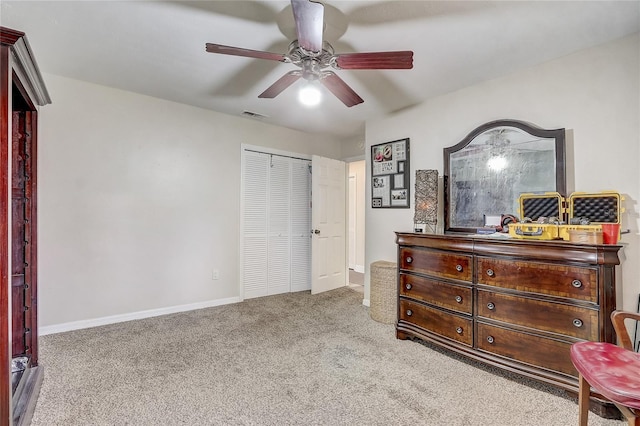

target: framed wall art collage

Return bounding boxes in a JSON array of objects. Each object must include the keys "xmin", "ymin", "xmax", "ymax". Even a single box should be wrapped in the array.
[{"xmin": 371, "ymin": 138, "xmax": 410, "ymax": 208}]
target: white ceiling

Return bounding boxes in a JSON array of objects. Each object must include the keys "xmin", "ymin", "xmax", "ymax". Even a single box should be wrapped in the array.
[{"xmin": 1, "ymin": 1, "xmax": 639, "ymax": 140}]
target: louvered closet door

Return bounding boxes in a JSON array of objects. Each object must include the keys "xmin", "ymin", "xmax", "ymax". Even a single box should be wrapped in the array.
[
  {"xmin": 242, "ymin": 152, "xmax": 269, "ymax": 299},
  {"xmin": 267, "ymin": 156, "xmax": 291, "ymax": 295},
  {"xmin": 242, "ymin": 150, "xmax": 312, "ymax": 299},
  {"xmin": 290, "ymin": 159, "xmax": 311, "ymax": 292}
]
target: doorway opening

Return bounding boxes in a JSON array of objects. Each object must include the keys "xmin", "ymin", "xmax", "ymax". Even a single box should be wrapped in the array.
[{"xmin": 347, "ymin": 159, "xmax": 365, "ymax": 294}]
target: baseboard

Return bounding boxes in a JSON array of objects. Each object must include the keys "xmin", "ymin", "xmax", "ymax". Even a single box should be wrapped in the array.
[
  {"xmin": 291, "ymin": 284, "xmax": 311, "ymax": 293},
  {"xmin": 39, "ymin": 296, "xmax": 241, "ymax": 335},
  {"xmin": 363, "ymin": 299, "xmax": 370, "ymax": 307}
]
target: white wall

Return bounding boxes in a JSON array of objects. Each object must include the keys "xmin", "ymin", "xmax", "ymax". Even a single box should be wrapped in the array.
[
  {"xmin": 37, "ymin": 74, "xmax": 343, "ymax": 330},
  {"xmin": 364, "ymin": 33, "xmax": 640, "ymax": 313},
  {"xmin": 341, "ymin": 134, "xmax": 366, "ymax": 159}
]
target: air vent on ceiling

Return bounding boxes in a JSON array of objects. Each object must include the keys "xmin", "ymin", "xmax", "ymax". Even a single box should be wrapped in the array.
[{"xmin": 242, "ymin": 111, "xmax": 268, "ymax": 120}]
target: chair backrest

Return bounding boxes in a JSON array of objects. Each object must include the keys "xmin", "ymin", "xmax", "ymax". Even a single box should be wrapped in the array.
[{"xmin": 611, "ymin": 310, "xmax": 640, "ymax": 351}]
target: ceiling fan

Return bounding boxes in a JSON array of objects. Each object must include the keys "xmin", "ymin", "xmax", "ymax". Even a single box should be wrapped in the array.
[{"xmin": 205, "ymin": 0, "xmax": 413, "ymax": 107}]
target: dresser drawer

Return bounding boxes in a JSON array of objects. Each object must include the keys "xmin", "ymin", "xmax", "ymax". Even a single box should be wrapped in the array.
[
  {"xmin": 399, "ymin": 247, "xmax": 472, "ymax": 282},
  {"xmin": 476, "ymin": 322, "xmax": 577, "ymax": 377},
  {"xmin": 476, "ymin": 257, "xmax": 597, "ymax": 302},
  {"xmin": 476, "ymin": 290, "xmax": 599, "ymax": 340},
  {"xmin": 400, "ymin": 273, "xmax": 472, "ymax": 314},
  {"xmin": 399, "ymin": 299, "xmax": 473, "ymax": 346}
]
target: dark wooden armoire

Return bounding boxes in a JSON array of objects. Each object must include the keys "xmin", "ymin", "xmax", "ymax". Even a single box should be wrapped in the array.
[{"xmin": 1, "ymin": 27, "xmax": 51, "ymax": 426}]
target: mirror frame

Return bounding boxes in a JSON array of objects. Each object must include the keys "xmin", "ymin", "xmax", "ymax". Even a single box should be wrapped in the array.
[{"xmin": 444, "ymin": 119, "xmax": 566, "ymax": 234}]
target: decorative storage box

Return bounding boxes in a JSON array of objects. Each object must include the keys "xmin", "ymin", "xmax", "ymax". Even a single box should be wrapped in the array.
[
  {"xmin": 567, "ymin": 229, "xmax": 603, "ymax": 244},
  {"xmin": 509, "ymin": 192, "xmax": 564, "ymax": 240},
  {"xmin": 557, "ymin": 191, "xmax": 624, "ymax": 241},
  {"xmin": 558, "ymin": 225, "xmax": 603, "ymax": 242}
]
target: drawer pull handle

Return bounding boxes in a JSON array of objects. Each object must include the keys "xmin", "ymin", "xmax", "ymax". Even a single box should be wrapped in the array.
[
  {"xmin": 455, "ymin": 295, "xmax": 462, "ymax": 303},
  {"xmin": 573, "ymin": 318, "xmax": 583, "ymax": 328},
  {"xmin": 405, "ymin": 283, "xmax": 412, "ymax": 290},
  {"xmin": 406, "ymin": 310, "xmax": 413, "ymax": 317},
  {"xmin": 456, "ymin": 327, "xmax": 463, "ymax": 334},
  {"xmin": 487, "ymin": 302, "xmax": 495, "ymax": 310},
  {"xmin": 455, "ymin": 264, "xmax": 463, "ymax": 272},
  {"xmin": 487, "ymin": 336, "xmax": 495, "ymax": 344},
  {"xmin": 486, "ymin": 269, "xmax": 495, "ymax": 277},
  {"xmin": 572, "ymin": 280, "xmax": 583, "ymax": 288},
  {"xmin": 406, "ymin": 256, "xmax": 413, "ymax": 264}
]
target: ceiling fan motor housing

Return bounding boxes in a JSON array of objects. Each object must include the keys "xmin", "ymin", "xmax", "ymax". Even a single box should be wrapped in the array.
[{"xmin": 287, "ymin": 40, "xmax": 336, "ymax": 80}]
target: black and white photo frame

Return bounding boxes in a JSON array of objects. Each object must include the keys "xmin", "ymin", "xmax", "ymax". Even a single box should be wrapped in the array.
[{"xmin": 371, "ymin": 138, "xmax": 410, "ymax": 208}]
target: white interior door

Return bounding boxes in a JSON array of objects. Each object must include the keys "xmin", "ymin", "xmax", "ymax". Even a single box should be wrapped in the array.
[{"xmin": 311, "ymin": 155, "xmax": 347, "ymax": 295}]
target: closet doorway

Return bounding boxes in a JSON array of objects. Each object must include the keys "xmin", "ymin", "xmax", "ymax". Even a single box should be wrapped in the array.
[
  {"xmin": 240, "ymin": 146, "xmax": 347, "ymax": 299},
  {"xmin": 348, "ymin": 160, "xmax": 365, "ymax": 290}
]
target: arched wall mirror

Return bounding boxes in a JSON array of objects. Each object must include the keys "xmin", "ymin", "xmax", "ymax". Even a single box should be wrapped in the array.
[{"xmin": 444, "ymin": 120, "xmax": 566, "ymax": 233}]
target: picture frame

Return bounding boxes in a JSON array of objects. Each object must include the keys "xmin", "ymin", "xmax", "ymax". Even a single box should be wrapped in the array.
[{"xmin": 371, "ymin": 138, "xmax": 410, "ymax": 208}]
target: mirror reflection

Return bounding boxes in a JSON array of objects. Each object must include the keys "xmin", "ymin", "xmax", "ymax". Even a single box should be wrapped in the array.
[{"xmin": 444, "ymin": 120, "xmax": 565, "ymax": 233}]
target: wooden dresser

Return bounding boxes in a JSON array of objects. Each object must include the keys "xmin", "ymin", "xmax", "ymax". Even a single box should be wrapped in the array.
[{"xmin": 395, "ymin": 232, "xmax": 621, "ymax": 413}]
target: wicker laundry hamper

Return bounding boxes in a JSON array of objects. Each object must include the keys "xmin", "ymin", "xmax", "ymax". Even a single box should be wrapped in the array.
[{"xmin": 369, "ymin": 260, "xmax": 398, "ymax": 324}]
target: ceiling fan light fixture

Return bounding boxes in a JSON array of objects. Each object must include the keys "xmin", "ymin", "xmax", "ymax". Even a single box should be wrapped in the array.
[{"xmin": 298, "ymin": 83, "xmax": 322, "ymax": 107}]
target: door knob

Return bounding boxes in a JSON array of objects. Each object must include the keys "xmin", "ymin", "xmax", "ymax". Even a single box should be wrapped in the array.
[{"xmin": 312, "ymin": 229, "xmax": 320, "ymax": 235}]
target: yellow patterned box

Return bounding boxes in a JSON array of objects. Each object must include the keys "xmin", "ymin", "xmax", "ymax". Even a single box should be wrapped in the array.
[{"xmin": 557, "ymin": 191, "xmax": 623, "ymax": 241}]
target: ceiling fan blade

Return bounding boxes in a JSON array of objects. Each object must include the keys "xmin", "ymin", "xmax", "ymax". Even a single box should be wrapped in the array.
[
  {"xmin": 320, "ymin": 72, "xmax": 364, "ymax": 107},
  {"xmin": 329, "ymin": 40, "xmax": 417, "ymax": 109},
  {"xmin": 335, "ymin": 51, "xmax": 414, "ymax": 70},
  {"xmin": 205, "ymin": 43, "xmax": 287, "ymax": 62},
  {"xmin": 258, "ymin": 71, "xmax": 302, "ymax": 99},
  {"xmin": 291, "ymin": 0, "xmax": 324, "ymax": 53}
]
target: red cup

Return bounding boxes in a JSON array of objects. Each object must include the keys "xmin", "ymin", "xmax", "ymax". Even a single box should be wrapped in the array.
[{"xmin": 601, "ymin": 223, "xmax": 621, "ymax": 244}]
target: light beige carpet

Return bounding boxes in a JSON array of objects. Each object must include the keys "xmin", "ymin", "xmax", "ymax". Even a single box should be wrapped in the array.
[{"xmin": 32, "ymin": 287, "xmax": 624, "ymax": 426}]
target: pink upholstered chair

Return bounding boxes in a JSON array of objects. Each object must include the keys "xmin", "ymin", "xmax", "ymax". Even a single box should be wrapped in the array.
[{"xmin": 570, "ymin": 310, "xmax": 640, "ymax": 425}]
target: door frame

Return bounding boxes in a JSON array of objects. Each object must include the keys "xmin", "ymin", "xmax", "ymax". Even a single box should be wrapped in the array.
[
  {"xmin": 1, "ymin": 27, "xmax": 50, "ymax": 424},
  {"xmin": 345, "ymin": 157, "xmax": 366, "ymax": 275},
  {"xmin": 348, "ymin": 175, "xmax": 357, "ymax": 270}
]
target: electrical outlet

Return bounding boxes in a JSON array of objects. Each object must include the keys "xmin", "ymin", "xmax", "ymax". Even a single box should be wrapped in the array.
[{"xmin": 212, "ymin": 269, "xmax": 219, "ymax": 280}]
